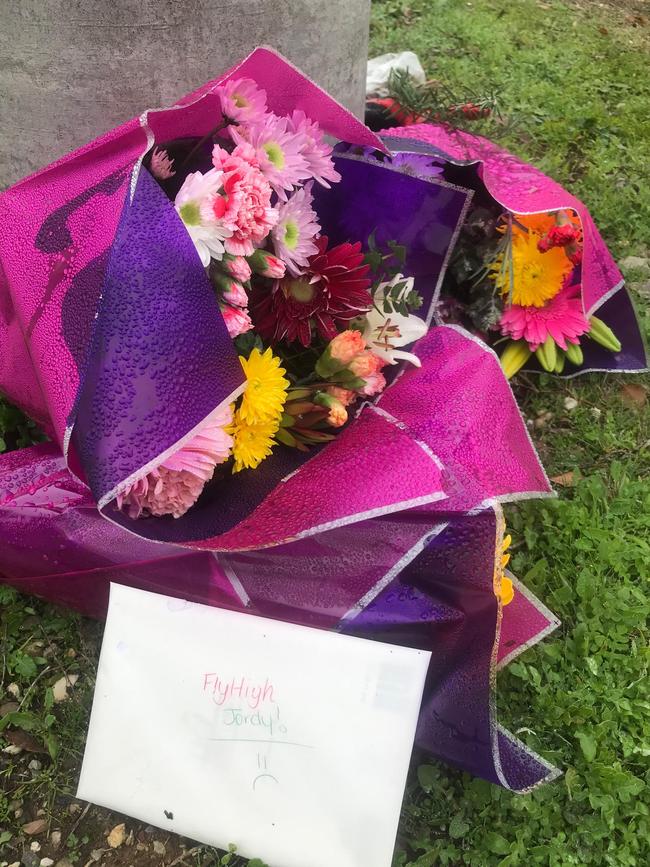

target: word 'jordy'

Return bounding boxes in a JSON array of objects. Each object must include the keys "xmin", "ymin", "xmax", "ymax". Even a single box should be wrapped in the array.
[{"xmin": 202, "ymin": 673, "xmax": 275, "ymax": 709}]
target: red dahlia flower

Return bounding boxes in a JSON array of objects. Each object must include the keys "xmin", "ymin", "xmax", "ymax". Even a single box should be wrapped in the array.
[{"xmin": 251, "ymin": 236, "xmax": 372, "ymax": 347}]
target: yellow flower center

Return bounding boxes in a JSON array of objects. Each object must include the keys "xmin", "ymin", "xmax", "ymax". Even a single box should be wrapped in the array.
[
  {"xmin": 264, "ymin": 141, "xmax": 285, "ymax": 169},
  {"xmin": 283, "ymin": 220, "xmax": 299, "ymax": 250},
  {"xmin": 179, "ymin": 201, "xmax": 201, "ymax": 226},
  {"xmin": 286, "ymin": 278, "xmax": 315, "ymax": 304}
]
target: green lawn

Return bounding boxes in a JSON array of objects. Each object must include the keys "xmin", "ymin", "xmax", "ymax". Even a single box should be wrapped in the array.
[{"xmin": 1, "ymin": 1, "xmax": 649, "ymax": 865}]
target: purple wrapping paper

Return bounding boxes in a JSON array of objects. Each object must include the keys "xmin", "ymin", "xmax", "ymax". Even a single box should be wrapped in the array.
[{"xmin": 0, "ymin": 49, "xmax": 561, "ymax": 792}]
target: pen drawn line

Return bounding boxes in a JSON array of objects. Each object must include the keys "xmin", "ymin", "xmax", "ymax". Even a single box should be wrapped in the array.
[
  {"xmin": 253, "ymin": 773, "xmax": 279, "ymax": 789},
  {"xmin": 207, "ymin": 738, "xmax": 313, "ymax": 748}
]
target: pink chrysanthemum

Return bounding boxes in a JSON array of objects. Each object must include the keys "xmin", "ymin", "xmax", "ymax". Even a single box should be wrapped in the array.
[
  {"xmin": 231, "ymin": 113, "xmax": 310, "ymax": 199},
  {"xmin": 117, "ymin": 405, "xmax": 233, "ymax": 519},
  {"xmin": 217, "ymin": 77, "xmax": 267, "ymax": 123},
  {"xmin": 271, "ymin": 183, "xmax": 320, "ymax": 277},
  {"xmin": 499, "ymin": 281, "xmax": 590, "ymax": 352},
  {"xmin": 288, "ymin": 110, "xmax": 341, "ymax": 188},
  {"xmin": 211, "ymin": 145, "xmax": 278, "ymax": 256}
]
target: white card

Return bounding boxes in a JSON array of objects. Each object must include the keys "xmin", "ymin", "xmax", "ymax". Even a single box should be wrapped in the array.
[{"xmin": 77, "ymin": 584, "xmax": 430, "ymax": 867}]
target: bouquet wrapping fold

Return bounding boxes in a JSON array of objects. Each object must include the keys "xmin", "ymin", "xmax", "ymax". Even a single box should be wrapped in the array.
[
  {"xmin": 382, "ymin": 127, "xmax": 647, "ymax": 377},
  {"xmin": 0, "ymin": 48, "xmax": 560, "ymax": 791}
]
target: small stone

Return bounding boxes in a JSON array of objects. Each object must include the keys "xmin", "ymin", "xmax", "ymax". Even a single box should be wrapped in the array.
[
  {"xmin": 28, "ymin": 760, "xmax": 43, "ymax": 772},
  {"xmin": 65, "ymin": 649, "xmax": 77, "ymax": 658},
  {"xmin": 67, "ymin": 803, "xmax": 81, "ymax": 815},
  {"xmin": 3, "ymin": 744, "xmax": 23, "ymax": 755},
  {"xmin": 55, "ymin": 860, "xmax": 74, "ymax": 867},
  {"xmin": 49, "ymin": 831, "xmax": 61, "ymax": 850},
  {"xmin": 14, "ymin": 807, "xmax": 24, "ymax": 819},
  {"xmin": 107, "ymin": 823, "xmax": 126, "ymax": 848},
  {"xmin": 152, "ymin": 841, "xmax": 166, "ymax": 855},
  {"xmin": 8, "ymin": 862, "xmax": 21, "ymax": 867},
  {"xmin": 52, "ymin": 674, "xmax": 79, "ymax": 703},
  {"xmin": 563, "ymin": 396, "xmax": 578, "ymax": 411},
  {"xmin": 20, "ymin": 853, "xmax": 39, "ymax": 867},
  {"xmin": 30, "ymin": 842, "xmax": 41, "ymax": 853},
  {"xmin": 22, "ymin": 819, "xmax": 47, "ymax": 836},
  {"xmin": 591, "ymin": 407, "xmax": 602, "ymax": 418},
  {"xmin": 7, "ymin": 682, "xmax": 20, "ymax": 698},
  {"xmin": 40, "ymin": 860, "xmax": 54, "ymax": 867},
  {"xmin": 135, "ymin": 843, "xmax": 148, "ymax": 852},
  {"xmin": 89, "ymin": 850, "xmax": 104, "ymax": 862}
]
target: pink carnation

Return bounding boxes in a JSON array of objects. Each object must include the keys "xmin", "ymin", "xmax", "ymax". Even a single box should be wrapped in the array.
[
  {"xmin": 499, "ymin": 281, "xmax": 590, "ymax": 351},
  {"xmin": 221, "ymin": 279, "xmax": 248, "ymax": 307},
  {"xmin": 329, "ymin": 330, "xmax": 367, "ymax": 364},
  {"xmin": 358, "ymin": 371, "xmax": 387, "ymax": 397},
  {"xmin": 211, "ymin": 145, "xmax": 278, "ymax": 256},
  {"xmin": 326, "ymin": 386, "xmax": 356, "ymax": 406},
  {"xmin": 221, "ymin": 304, "xmax": 253, "ymax": 338},
  {"xmin": 224, "ymin": 256, "xmax": 252, "ymax": 282},
  {"xmin": 117, "ymin": 405, "xmax": 233, "ymax": 519},
  {"xmin": 349, "ymin": 350, "xmax": 384, "ymax": 378}
]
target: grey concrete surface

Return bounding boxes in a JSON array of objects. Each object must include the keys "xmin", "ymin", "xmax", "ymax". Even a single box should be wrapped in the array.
[{"xmin": 0, "ymin": 0, "xmax": 370, "ymax": 187}]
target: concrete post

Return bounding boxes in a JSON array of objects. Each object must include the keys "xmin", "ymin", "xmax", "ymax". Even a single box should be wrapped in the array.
[{"xmin": 0, "ymin": 0, "xmax": 370, "ymax": 187}]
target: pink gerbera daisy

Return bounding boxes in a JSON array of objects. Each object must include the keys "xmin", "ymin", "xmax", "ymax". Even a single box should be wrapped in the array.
[
  {"xmin": 288, "ymin": 110, "xmax": 341, "ymax": 188},
  {"xmin": 231, "ymin": 113, "xmax": 310, "ymax": 199},
  {"xmin": 216, "ymin": 77, "xmax": 267, "ymax": 123},
  {"xmin": 499, "ymin": 281, "xmax": 590, "ymax": 352},
  {"xmin": 271, "ymin": 183, "xmax": 320, "ymax": 277}
]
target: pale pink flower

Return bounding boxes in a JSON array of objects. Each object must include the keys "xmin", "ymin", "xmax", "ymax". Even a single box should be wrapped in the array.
[
  {"xmin": 288, "ymin": 110, "xmax": 341, "ymax": 188},
  {"xmin": 150, "ymin": 147, "xmax": 176, "ymax": 180},
  {"xmin": 210, "ymin": 145, "xmax": 278, "ymax": 256},
  {"xmin": 499, "ymin": 281, "xmax": 590, "ymax": 351},
  {"xmin": 221, "ymin": 279, "xmax": 248, "ymax": 307},
  {"xmin": 231, "ymin": 113, "xmax": 310, "ymax": 199},
  {"xmin": 220, "ymin": 304, "xmax": 253, "ymax": 338},
  {"xmin": 328, "ymin": 330, "xmax": 367, "ymax": 364},
  {"xmin": 271, "ymin": 183, "xmax": 320, "ymax": 276},
  {"xmin": 224, "ymin": 256, "xmax": 252, "ymax": 282},
  {"xmin": 217, "ymin": 77, "xmax": 267, "ymax": 123},
  {"xmin": 117, "ymin": 405, "xmax": 233, "ymax": 519}
]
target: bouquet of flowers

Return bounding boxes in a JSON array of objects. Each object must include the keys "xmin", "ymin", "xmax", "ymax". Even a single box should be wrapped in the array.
[
  {"xmin": 0, "ymin": 48, "xmax": 560, "ymax": 791},
  {"xmin": 371, "ymin": 127, "xmax": 647, "ymax": 379}
]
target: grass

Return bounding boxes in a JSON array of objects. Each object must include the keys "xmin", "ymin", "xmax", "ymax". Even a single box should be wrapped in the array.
[{"xmin": 1, "ymin": 0, "xmax": 649, "ymax": 864}]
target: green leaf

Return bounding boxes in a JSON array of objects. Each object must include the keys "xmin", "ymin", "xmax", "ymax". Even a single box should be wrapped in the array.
[
  {"xmin": 0, "ymin": 710, "xmax": 41, "ymax": 733},
  {"xmin": 485, "ymin": 832, "xmax": 511, "ymax": 855},
  {"xmin": 577, "ymin": 732, "xmax": 597, "ymax": 762},
  {"xmin": 417, "ymin": 764, "xmax": 440, "ymax": 793},
  {"xmin": 45, "ymin": 731, "xmax": 60, "ymax": 761},
  {"xmin": 448, "ymin": 815, "xmax": 470, "ymax": 839}
]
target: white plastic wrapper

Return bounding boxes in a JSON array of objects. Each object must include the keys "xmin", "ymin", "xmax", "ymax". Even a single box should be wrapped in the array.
[
  {"xmin": 366, "ymin": 51, "xmax": 426, "ymax": 97},
  {"xmin": 78, "ymin": 584, "xmax": 431, "ymax": 867}
]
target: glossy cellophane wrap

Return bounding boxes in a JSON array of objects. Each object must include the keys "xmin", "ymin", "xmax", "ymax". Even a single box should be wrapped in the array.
[
  {"xmin": 382, "ymin": 127, "xmax": 647, "ymax": 376},
  {"xmin": 0, "ymin": 49, "xmax": 559, "ymax": 791}
]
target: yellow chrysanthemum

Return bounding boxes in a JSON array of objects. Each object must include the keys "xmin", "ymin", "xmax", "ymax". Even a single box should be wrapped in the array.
[
  {"xmin": 490, "ymin": 214, "xmax": 573, "ymax": 308},
  {"xmin": 238, "ymin": 347, "xmax": 289, "ymax": 424},
  {"xmin": 228, "ymin": 412, "xmax": 280, "ymax": 473},
  {"xmin": 494, "ymin": 533, "xmax": 514, "ymax": 607}
]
